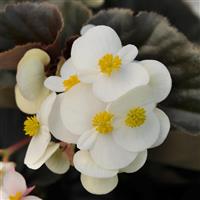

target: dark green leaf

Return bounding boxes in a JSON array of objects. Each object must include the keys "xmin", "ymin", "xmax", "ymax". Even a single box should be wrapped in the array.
[
  {"xmin": 104, "ymin": 0, "xmax": 200, "ymax": 44},
  {"xmin": 0, "ymin": 2, "xmax": 63, "ymax": 52}
]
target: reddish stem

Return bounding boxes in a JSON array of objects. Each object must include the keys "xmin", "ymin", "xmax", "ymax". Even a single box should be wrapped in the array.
[
  {"xmin": 0, "ymin": 137, "xmax": 31, "ymax": 162},
  {"xmin": 60, "ymin": 142, "xmax": 75, "ymax": 165}
]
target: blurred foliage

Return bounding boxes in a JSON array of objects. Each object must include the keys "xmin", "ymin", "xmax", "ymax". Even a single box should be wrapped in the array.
[{"xmin": 104, "ymin": 0, "xmax": 200, "ymax": 44}]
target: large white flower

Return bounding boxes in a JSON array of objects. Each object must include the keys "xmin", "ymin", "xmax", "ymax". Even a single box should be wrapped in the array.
[
  {"xmin": 44, "ymin": 59, "xmax": 80, "ymax": 93},
  {"xmin": 2, "ymin": 168, "xmax": 41, "ymax": 200},
  {"xmin": 60, "ymin": 84, "xmax": 169, "ymax": 170},
  {"xmin": 71, "ymin": 25, "xmax": 149, "ymax": 102},
  {"xmin": 15, "ymin": 49, "xmax": 50, "ymax": 114},
  {"xmin": 79, "ymin": 25, "xmax": 172, "ymax": 102}
]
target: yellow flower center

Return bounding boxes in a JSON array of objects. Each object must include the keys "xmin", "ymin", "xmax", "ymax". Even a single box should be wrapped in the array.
[
  {"xmin": 92, "ymin": 111, "xmax": 114, "ymax": 134},
  {"xmin": 125, "ymin": 107, "xmax": 146, "ymax": 128},
  {"xmin": 24, "ymin": 116, "xmax": 40, "ymax": 137},
  {"xmin": 99, "ymin": 54, "xmax": 122, "ymax": 76},
  {"xmin": 9, "ymin": 192, "xmax": 22, "ymax": 200},
  {"xmin": 63, "ymin": 75, "xmax": 80, "ymax": 91}
]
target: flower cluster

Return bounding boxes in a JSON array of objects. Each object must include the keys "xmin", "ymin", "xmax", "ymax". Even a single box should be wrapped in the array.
[
  {"xmin": 0, "ymin": 162, "xmax": 41, "ymax": 200},
  {"xmin": 15, "ymin": 25, "xmax": 172, "ymax": 194}
]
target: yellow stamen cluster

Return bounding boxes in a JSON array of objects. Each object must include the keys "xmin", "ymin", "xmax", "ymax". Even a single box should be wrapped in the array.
[
  {"xmin": 24, "ymin": 116, "xmax": 40, "ymax": 137},
  {"xmin": 125, "ymin": 107, "xmax": 146, "ymax": 128},
  {"xmin": 99, "ymin": 54, "xmax": 122, "ymax": 76},
  {"xmin": 63, "ymin": 75, "xmax": 80, "ymax": 91},
  {"xmin": 9, "ymin": 192, "xmax": 22, "ymax": 200},
  {"xmin": 92, "ymin": 111, "xmax": 114, "ymax": 134}
]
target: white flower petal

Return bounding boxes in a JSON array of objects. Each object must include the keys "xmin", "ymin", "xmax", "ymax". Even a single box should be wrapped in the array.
[
  {"xmin": 120, "ymin": 150, "xmax": 147, "ymax": 173},
  {"xmin": 81, "ymin": 174, "xmax": 118, "ymax": 195},
  {"xmin": 117, "ymin": 45, "xmax": 138, "ymax": 65},
  {"xmin": 37, "ymin": 93, "xmax": 56, "ymax": 126},
  {"xmin": 18, "ymin": 48, "xmax": 50, "ymax": 68},
  {"xmin": 74, "ymin": 151, "xmax": 118, "ymax": 178},
  {"xmin": 140, "ymin": 60, "xmax": 172, "ymax": 103},
  {"xmin": 48, "ymin": 94, "xmax": 78, "ymax": 143},
  {"xmin": 60, "ymin": 58, "xmax": 77, "ymax": 79},
  {"xmin": 71, "ymin": 25, "xmax": 122, "ymax": 83},
  {"xmin": 15, "ymin": 85, "xmax": 49, "ymax": 114},
  {"xmin": 61, "ymin": 84, "xmax": 106, "ymax": 135},
  {"xmin": 77, "ymin": 129, "xmax": 98, "ymax": 150},
  {"xmin": 113, "ymin": 112, "xmax": 160, "ymax": 152},
  {"xmin": 44, "ymin": 76, "xmax": 65, "ymax": 92},
  {"xmin": 93, "ymin": 62, "xmax": 149, "ymax": 102},
  {"xmin": 23, "ymin": 196, "xmax": 42, "ymax": 200},
  {"xmin": 24, "ymin": 126, "xmax": 51, "ymax": 167},
  {"xmin": 80, "ymin": 24, "xmax": 95, "ymax": 35},
  {"xmin": 77, "ymin": 70, "xmax": 99, "ymax": 83},
  {"xmin": 90, "ymin": 134, "xmax": 137, "ymax": 170},
  {"xmin": 16, "ymin": 49, "xmax": 50, "ymax": 101},
  {"xmin": 45, "ymin": 148, "xmax": 70, "ymax": 174},
  {"xmin": 108, "ymin": 85, "xmax": 155, "ymax": 116},
  {"xmin": 3, "ymin": 170, "xmax": 27, "ymax": 196},
  {"xmin": 26, "ymin": 142, "xmax": 59, "ymax": 170},
  {"xmin": 151, "ymin": 108, "xmax": 170, "ymax": 148}
]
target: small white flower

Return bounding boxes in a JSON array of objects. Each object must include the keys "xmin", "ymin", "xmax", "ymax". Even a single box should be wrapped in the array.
[
  {"xmin": 71, "ymin": 25, "xmax": 149, "ymax": 102},
  {"xmin": 15, "ymin": 49, "xmax": 50, "ymax": 114},
  {"xmin": 24, "ymin": 93, "xmax": 57, "ymax": 169},
  {"xmin": 2, "ymin": 168, "xmax": 41, "ymax": 200},
  {"xmin": 44, "ymin": 59, "xmax": 80, "ymax": 93},
  {"xmin": 60, "ymin": 84, "xmax": 169, "ymax": 170},
  {"xmin": 24, "ymin": 93, "xmax": 72, "ymax": 174}
]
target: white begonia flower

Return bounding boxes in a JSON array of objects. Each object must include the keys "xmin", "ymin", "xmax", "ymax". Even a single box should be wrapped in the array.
[
  {"xmin": 44, "ymin": 59, "xmax": 80, "ymax": 93},
  {"xmin": 24, "ymin": 93, "xmax": 72, "ymax": 174},
  {"xmin": 71, "ymin": 25, "xmax": 149, "ymax": 102},
  {"xmin": 60, "ymin": 84, "xmax": 165, "ymax": 170},
  {"xmin": 2, "ymin": 168, "xmax": 41, "ymax": 200},
  {"xmin": 79, "ymin": 25, "xmax": 172, "ymax": 103},
  {"xmin": 24, "ymin": 93, "xmax": 57, "ymax": 169},
  {"xmin": 16, "ymin": 49, "xmax": 50, "ymax": 114}
]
